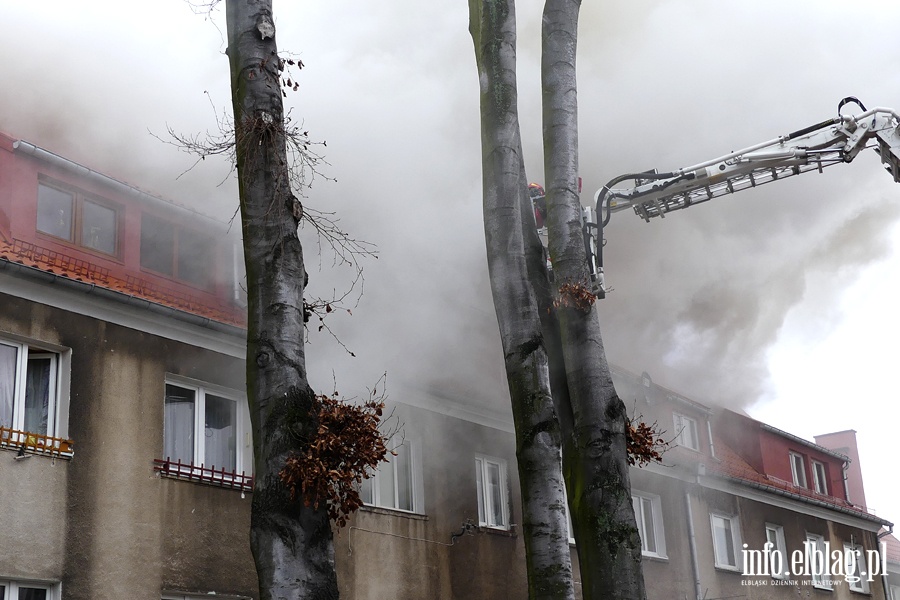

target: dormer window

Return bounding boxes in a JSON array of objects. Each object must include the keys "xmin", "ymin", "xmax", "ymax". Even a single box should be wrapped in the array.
[
  {"xmin": 789, "ymin": 452, "xmax": 807, "ymax": 488},
  {"xmin": 673, "ymin": 413, "xmax": 699, "ymax": 451},
  {"xmin": 140, "ymin": 214, "xmax": 213, "ymax": 288},
  {"xmin": 37, "ymin": 181, "xmax": 118, "ymax": 256}
]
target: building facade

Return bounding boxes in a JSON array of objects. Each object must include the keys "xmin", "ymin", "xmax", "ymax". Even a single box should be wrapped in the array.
[{"xmin": 0, "ymin": 133, "xmax": 893, "ymax": 599}]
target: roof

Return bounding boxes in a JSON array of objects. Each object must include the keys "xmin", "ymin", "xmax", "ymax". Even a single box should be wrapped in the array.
[
  {"xmin": 0, "ymin": 237, "xmax": 246, "ymax": 330},
  {"xmin": 704, "ymin": 432, "xmax": 891, "ymax": 527}
]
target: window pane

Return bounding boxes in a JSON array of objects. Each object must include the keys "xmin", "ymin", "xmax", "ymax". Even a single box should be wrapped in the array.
[
  {"xmin": 0, "ymin": 343, "xmax": 18, "ymax": 429},
  {"xmin": 140, "ymin": 214, "xmax": 175, "ymax": 275},
  {"xmin": 712, "ymin": 516, "xmax": 735, "ymax": 566},
  {"xmin": 487, "ymin": 462, "xmax": 503, "ymax": 526},
  {"xmin": 18, "ymin": 589, "xmax": 47, "ymax": 600},
  {"xmin": 37, "ymin": 184, "xmax": 73, "ymax": 241},
  {"xmin": 24, "ymin": 355, "xmax": 53, "ymax": 435},
  {"xmin": 359, "ymin": 473, "xmax": 374, "ymax": 505},
  {"xmin": 377, "ymin": 455, "xmax": 396, "ymax": 509},
  {"xmin": 641, "ymin": 497, "xmax": 656, "ymax": 553},
  {"xmin": 205, "ymin": 393, "xmax": 236, "ymax": 471},
  {"xmin": 82, "ymin": 200, "xmax": 117, "ymax": 254},
  {"xmin": 475, "ymin": 458, "xmax": 485, "ymax": 525},
  {"xmin": 164, "ymin": 384, "xmax": 195, "ymax": 463},
  {"xmin": 395, "ymin": 443, "xmax": 413, "ymax": 511},
  {"xmin": 177, "ymin": 229, "xmax": 213, "ymax": 288}
]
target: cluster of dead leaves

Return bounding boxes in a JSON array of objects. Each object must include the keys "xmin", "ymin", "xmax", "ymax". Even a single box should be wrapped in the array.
[
  {"xmin": 279, "ymin": 393, "xmax": 390, "ymax": 527},
  {"xmin": 553, "ymin": 282, "xmax": 597, "ymax": 313},
  {"xmin": 626, "ymin": 418, "xmax": 668, "ymax": 467}
]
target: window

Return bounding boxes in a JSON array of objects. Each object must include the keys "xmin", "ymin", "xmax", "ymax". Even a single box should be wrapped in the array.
[
  {"xmin": 843, "ymin": 543, "xmax": 870, "ymax": 593},
  {"xmin": 790, "ymin": 452, "xmax": 807, "ymax": 488},
  {"xmin": 163, "ymin": 379, "xmax": 250, "ymax": 477},
  {"xmin": 0, "ymin": 338, "xmax": 68, "ymax": 448},
  {"xmin": 0, "ymin": 579, "xmax": 57, "ymax": 600},
  {"xmin": 360, "ymin": 440, "xmax": 420, "ymax": 513},
  {"xmin": 890, "ymin": 584, "xmax": 900, "ymax": 600},
  {"xmin": 673, "ymin": 413, "xmax": 699, "ymax": 450},
  {"xmin": 37, "ymin": 181, "xmax": 118, "ymax": 255},
  {"xmin": 140, "ymin": 214, "xmax": 214, "ymax": 288},
  {"xmin": 765, "ymin": 524, "xmax": 788, "ymax": 579},
  {"xmin": 805, "ymin": 533, "xmax": 831, "ymax": 589},
  {"xmin": 475, "ymin": 455, "xmax": 509, "ymax": 530},
  {"xmin": 710, "ymin": 512, "xmax": 742, "ymax": 570},
  {"xmin": 633, "ymin": 492, "xmax": 666, "ymax": 558},
  {"xmin": 812, "ymin": 461, "xmax": 828, "ymax": 495}
]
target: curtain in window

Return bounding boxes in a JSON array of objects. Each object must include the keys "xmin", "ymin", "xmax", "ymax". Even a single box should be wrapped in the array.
[
  {"xmin": 164, "ymin": 385, "xmax": 195, "ymax": 463},
  {"xmin": 23, "ymin": 357, "xmax": 51, "ymax": 435},
  {"xmin": 0, "ymin": 344, "xmax": 16, "ymax": 429},
  {"xmin": 205, "ymin": 394, "xmax": 236, "ymax": 472}
]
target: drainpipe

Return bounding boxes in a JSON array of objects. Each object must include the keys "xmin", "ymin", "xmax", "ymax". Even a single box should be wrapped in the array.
[
  {"xmin": 685, "ymin": 490, "xmax": 703, "ymax": 600},
  {"xmin": 878, "ymin": 525, "xmax": 894, "ymax": 600}
]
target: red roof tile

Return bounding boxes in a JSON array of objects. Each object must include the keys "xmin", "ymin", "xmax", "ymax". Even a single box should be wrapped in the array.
[{"xmin": 0, "ymin": 237, "xmax": 246, "ymax": 329}]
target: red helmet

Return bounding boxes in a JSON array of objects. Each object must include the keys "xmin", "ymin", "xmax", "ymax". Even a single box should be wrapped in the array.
[{"xmin": 527, "ymin": 182, "xmax": 545, "ymax": 199}]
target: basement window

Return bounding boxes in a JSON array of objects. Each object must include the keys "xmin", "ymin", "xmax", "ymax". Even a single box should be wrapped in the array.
[
  {"xmin": 162, "ymin": 378, "xmax": 251, "ymax": 485},
  {"xmin": 37, "ymin": 181, "xmax": 119, "ymax": 256},
  {"xmin": 475, "ymin": 454, "xmax": 510, "ymax": 530},
  {"xmin": 0, "ymin": 336, "xmax": 71, "ymax": 455}
]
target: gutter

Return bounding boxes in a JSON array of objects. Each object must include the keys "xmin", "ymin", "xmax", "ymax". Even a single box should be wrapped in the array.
[
  {"xmin": 878, "ymin": 525, "xmax": 894, "ymax": 600},
  {"xmin": 0, "ymin": 256, "xmax": 245, "ymax": 338},
  {"xmin": 12, "ymin": 140, "xmax": 228, "ymax": 230},
  {"xmin": 720, "ymin": 474, "xmax": 892, "ymax": 528}
]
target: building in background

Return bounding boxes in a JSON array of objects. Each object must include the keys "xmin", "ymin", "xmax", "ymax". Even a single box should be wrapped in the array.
[{"xmin": 0, "ymin": 133, "xmax": 893, "ymax": 599}]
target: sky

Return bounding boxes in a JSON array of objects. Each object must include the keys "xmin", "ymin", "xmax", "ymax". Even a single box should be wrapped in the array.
[{"xmin": 2, "ymin": 1, "xmax": 898, "ymax": 522}]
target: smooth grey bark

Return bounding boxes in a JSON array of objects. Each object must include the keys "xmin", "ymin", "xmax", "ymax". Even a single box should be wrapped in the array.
[
  {"xmin": 541, "ymin": 1, "xmax": 646, "ymax": 598},
  {"xmin": 468, "ymin": 1, "xmax": 575, "ymax": 599},
  {"xmin": 225, "ymin": 2, "xmax": 338, "ymax": 598}
]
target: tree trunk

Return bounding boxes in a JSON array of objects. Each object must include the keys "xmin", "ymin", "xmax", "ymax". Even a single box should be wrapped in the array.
[
  {"xmin": 225, "ymin": 2, "xmax": 338, "ymax": 598},
  {"xmin": 468, "ymin": 2, "xmax": 575, "ymax": 599},
  {"xmin": 540, "ymin": 1, "xmax": 647, "ymax": 598}
]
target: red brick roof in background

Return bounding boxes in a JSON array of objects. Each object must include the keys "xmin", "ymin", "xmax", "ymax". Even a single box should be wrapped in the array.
[
  {"xmin": 704, "ymin": 433, "xmax": 889, "ymax": 526},
  {"xmin": 882, "ymin": 531, "xmax": 900, "ymax": 564},
  {"xmin": 0, "ymin": 237, "xmax": 246, "ymax": 329}
]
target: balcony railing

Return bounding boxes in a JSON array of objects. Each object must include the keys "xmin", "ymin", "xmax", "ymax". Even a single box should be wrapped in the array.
[
  {"xmin": 153, "ymin": 457, "xmax": 254, "ymax": 492},
  {"xmin": 0, "ymin": 426, "xmax": 74, "ymax": 457}
]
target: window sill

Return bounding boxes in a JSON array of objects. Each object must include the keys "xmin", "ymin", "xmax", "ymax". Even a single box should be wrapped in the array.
[
  {"xmin": 0, "ymin": 427, "xmax": 74, "ymax": 459},
  {"xmin": 359, "ymin": 505, "xmax": 428, "ymax": 520},
  {"xmin": 478, "ymin": 524, "xmax": 516, "ymax": 538},
  {"xmin": 154, "ymin": 458, "xmax": 253, "ymax": 492},
  {"xmin": 642, "ymin": 553, "xmax": 668, "ymax": 562},
  {"xmin": 714, "ymin": 565, "xmax": 743, "ymax": 574}
]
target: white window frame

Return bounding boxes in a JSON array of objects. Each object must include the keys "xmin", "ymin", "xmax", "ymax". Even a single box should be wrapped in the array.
[
  {"xmin": 360, "ymin": 440, "xmax": 423, "ymax": 514},
  {"xmin": 0, "ymin": 334, "xmax": 70, "ymax": 446},
  {"xmin": 633, "ymin": 491, "xmax": 667, "ymax": 559},
  {"xmin": 812, "ymin": 460, "xmax": 828, "ymax": 495},
  {"xmin": 710, "ymin": 512, "xmax": 742, "ymax": 570},
  {"xmin": 0, "ymin": 579, "xmax": 60, "ymax": 600},
  {"xmin": 673, "ymin": 413, "xmax": 699, "ymax": 450},
  {"xmin": 843, "ymin": 543, "xmax": 870, "ymax": 593},
  {"xmin": 790, "ymin": 452, "xmax": 807, "ymax": 488},
  {"xmin": 765, "ymin": 523, "xmax": 788, "ymax": 579},
  {"xmin": 163, "ymin": 376, "xmax": 252, "ymax": 477},
  {"xmin": 475, "ymin": 454, "xmax": 510, "ymax": 530},
  {"xmin": 805, "ymin": 533, "xmax": 831, "ymax": 589}
]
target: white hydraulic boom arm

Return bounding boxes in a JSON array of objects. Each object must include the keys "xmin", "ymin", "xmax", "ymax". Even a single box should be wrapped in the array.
[{"xmin": 584, "ymin": 98, "xmax": 900, "ymax": 296}]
